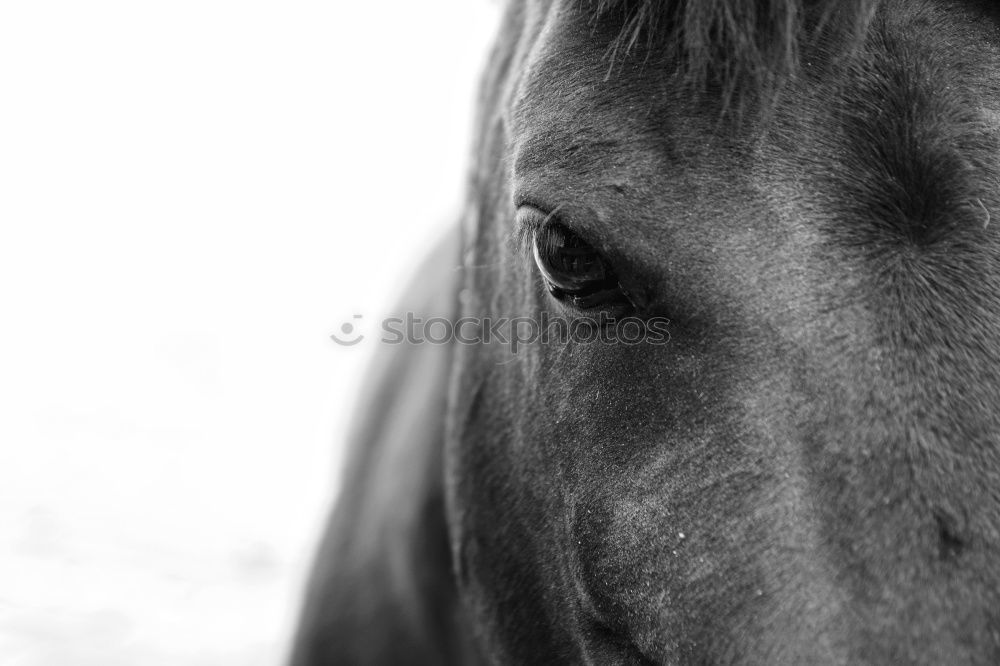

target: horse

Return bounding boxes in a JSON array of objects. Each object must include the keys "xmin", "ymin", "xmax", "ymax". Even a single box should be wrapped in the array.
[{"xmin": 290, "ymin": 0, "xmax": 1000, "ymax": 663}]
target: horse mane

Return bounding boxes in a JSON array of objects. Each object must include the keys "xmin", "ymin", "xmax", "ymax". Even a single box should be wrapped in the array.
[{"xmin": 586, "ymin": 0, "xmax": 877, "ymax": 109}]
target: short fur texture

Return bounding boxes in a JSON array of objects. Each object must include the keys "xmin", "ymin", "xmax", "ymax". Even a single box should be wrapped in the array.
[{"xmin": 291, "ymin": 0, "xmax": 1000, "ymax": 664}]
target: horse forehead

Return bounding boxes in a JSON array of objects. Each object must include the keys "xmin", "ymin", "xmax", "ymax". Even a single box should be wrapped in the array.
[
  {"xmin": 514, "ymin": 6, "xmax": 1000, "ymax": 190},
  {"xmin": 506, "ymin": 32, "xmax": 611, "ymax": 144},
  {"xmin": 500, "ymin": 0, "xmax": 1000, "ymax": 261},
  {"xmin": 774, "ymin": 3, "xmax": 1000, "ymax": 247}
]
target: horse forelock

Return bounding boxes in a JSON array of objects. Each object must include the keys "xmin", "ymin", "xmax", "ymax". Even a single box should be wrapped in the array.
[{"xmin": 584, "ymin": 0, "xmax": 877, "ymax": 110}]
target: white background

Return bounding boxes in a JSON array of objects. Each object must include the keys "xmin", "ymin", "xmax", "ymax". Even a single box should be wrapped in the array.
[{"xmin": 0, "ymin": 2, "xmax": 499, "ymax": 664}]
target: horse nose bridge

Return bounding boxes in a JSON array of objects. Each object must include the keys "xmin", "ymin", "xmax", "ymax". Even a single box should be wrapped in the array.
[
  {"xmin": 751, "ymin": 271, "xmax": 1000, "ymax": 648},
  {"xmin": 792, "ymin": 368, "xmax": 1000, "ymax": 658},
  {"xmin": 800, "ymin": 354, "xmax": 1000, "ymax": 546}
]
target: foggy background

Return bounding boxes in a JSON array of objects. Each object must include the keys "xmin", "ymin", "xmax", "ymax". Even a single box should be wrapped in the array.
[{"xmin": 0, "ymin": 2, "xmax": 498, "ymax": 663}]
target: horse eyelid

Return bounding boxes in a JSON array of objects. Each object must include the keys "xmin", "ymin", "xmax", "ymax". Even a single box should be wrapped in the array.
[{"xmin": 512, "ymin": 204, "xmax": 564, "ymax": 257}]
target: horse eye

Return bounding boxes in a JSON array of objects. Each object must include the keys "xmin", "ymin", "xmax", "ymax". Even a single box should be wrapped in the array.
[{"xmin": 531, "ymin": 222, "xmax": 634, "ymax": 312}]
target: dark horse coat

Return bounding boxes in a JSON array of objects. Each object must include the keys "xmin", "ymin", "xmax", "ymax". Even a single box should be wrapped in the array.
[{"xmin": 292, "ymin": 0, "xmax": 1000, "ymax": 663}]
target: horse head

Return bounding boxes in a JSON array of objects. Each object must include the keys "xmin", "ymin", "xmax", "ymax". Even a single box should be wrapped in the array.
[{"xmin": 447, "ymin": 0, "xmax": 1000, "ymax": 662}]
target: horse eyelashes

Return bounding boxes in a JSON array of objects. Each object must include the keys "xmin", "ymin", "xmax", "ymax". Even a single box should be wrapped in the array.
[{"xmin": 531, "ymin": 221, "xmax": 636, "ymax": 313}]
